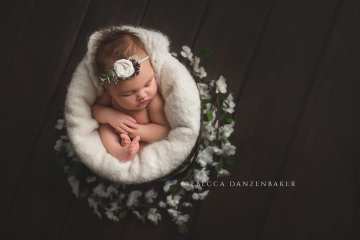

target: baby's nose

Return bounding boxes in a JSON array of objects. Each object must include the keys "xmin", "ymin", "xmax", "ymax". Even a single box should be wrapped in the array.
[{"xmin": 137, "ymin": 90, "xmax": 147, "ymax": 100}]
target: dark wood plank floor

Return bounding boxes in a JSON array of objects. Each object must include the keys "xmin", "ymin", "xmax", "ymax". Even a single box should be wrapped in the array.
[{"xmin": 2, "ymin": 0, "xmax": 359, "ymax": 239}]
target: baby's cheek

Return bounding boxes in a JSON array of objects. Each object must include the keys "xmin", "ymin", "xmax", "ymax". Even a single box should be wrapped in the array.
[
  {"xmin": 130, "ymin": 97, "xmax": 138, "ymax": 106},
  {"xmin": 153, "ymin": 84, "xmax": 158, "ymax": 95}
]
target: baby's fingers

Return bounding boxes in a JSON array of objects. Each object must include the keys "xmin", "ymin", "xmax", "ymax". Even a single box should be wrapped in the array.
[
  {"xmin": 119, "ymin": 123, "xmax": 135, "ymax": 133},
  {"xmin": 124, "ymin": 121, "xmax": 138, "ymax": 129},
  {"xmin": 115, "ymin": 126, "xmax": 127, "ymax": 134},
  {"xmin": 126, "ymin": 116, "xmax": 137, "ymax": 123}
]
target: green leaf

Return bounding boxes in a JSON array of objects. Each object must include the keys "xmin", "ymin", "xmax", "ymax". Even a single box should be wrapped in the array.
[
  {"xmin": 223, "ymin": 116, "xmax": 234, "ymax": 124},
  {"xmin": 206, "ymin": 111, "xmax": 213, "ymax": 121},
  {"xmin": 199, "ymin": 48, "xmax": 211, "ymax": 59}
]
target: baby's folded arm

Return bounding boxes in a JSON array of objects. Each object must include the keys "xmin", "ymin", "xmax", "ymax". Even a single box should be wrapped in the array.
[
  {"xmin": 98, "ymin": 124, "xmax": 126, "ymax": 160},
  {"xmin": 92, "ymin": 104, "xmax": 115, "ymax": 124},
  {"xmin": 127, "ymin": 121, "xmax": 170, "ymax": 143},
  {"xmin": 92, "ymin": 91, "xmax": 138, "ymax": 134}
]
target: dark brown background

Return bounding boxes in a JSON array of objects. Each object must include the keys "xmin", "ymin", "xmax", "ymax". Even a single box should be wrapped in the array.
[{"xmin": 1, "ymin": 0, "xmax": 359, "ymax": 239}]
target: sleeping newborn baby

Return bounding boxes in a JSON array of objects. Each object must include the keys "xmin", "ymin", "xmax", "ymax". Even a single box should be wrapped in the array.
[{"xmin": 92, "ymin": 29, "xmax": 170, "ymax": 161}]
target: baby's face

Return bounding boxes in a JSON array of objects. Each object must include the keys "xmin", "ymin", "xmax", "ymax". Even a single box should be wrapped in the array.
[{"xmin": 108, "ymin": 60, "xmax": 158, "ymax": 111}]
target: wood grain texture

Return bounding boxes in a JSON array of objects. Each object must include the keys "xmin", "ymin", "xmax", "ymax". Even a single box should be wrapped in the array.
[
  {"xmin": 261, "ymin": 0, "xmax": 359, "ymax": 239},
  {"xmin": 192, "ymin": 0, "xmax": 346, "ymax": 239},
  {"xmin": 3, "ymin": 1, "xmax": 90, "ymax": 239}
]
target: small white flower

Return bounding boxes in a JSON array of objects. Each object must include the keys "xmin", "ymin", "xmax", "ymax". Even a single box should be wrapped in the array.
[
  {"xmin": 147, "ymin": 208, "xmax": 162, "ymax": 225},
  {"xmin": 167, "ymin": 208, "xmax": 180, "ymax": 218},
  {"xmin": 145, "ymin": 189, "xmax": 158, "ymax": 203},
  {"xmin": 216, "ymin": 75, "xmax": 227, "ymax": 94},
  {"xmin": 67, "ymin": 176, "xmax": 79, "ymax": 197},
  {"xmin": 105, "ymin": 210, "xmax": 119, "ymax": 221},
  {"xmin": 106, "ymin": 185, "xmax": 119, "ymax": 196},
  {"xmin": 163, "ymin": 179, "xmax": 178, "ymax": 192},
  {"xmin": 192, "ymin": 193, "xmax": 201, "ymax": 201},
  {"xmin": 192, "ymin": 190, "xmax": 209, "ymax": 200},
  {"xmin": 218, "ymin": 168, "xmax": 231, "ymax": 176},
  {"xmin": 182, "ymin": 202, "xmax": 193, "ymax": 207},
  {"xmin": 55, "ymin": 119, "xmax": 65, "ymax": 130},
  {"xmin": 174, "ymin": 214, "xmax": 190, "ymax": 225},
  {"xmin": 158, "ymin": 201, "xmax": 167, "ymax": 208},
  {"xmin": 223, "ymin": 93, "xmax": 236, "ymax": 114},
  {"xmin": 219, "ymin": 122, "xmax": 235, "ymax": 139},
  {"xmin": 197, "ymin": 83, "xmax": 211, "ymax": 100},
  {"xmin": 180, "ymin": 45, "xmax": 193, "ymax": 61},
  {"xmin": 92, "ymin": 184, "xmax": 117, "ymax": 199},
  {"xmin": 54, "ymin": 138, "xmax": 63, "ymax": 152},
  {"xmin": 180, "ymin": 181, "xmax": 195, "ymax": 191},
  {"xmin": 196, "ymin": 147, "xmax": 214, "ymax": 167},
  {"xmin": 88, "ymin": 197, "xmax": 101, "ymax": 218},
  {"xmin": 192, "ymin": 56, "xmax": 207, "ymax": 79},
  {"xmin": 132, "ymin": 210, "xmax": 145, "ymax": 222},
  {"xmin": 166, "ymin": 194, "xmax": 181, "ymax": 208},
  {"xmin": 198, "ymin": 67, "xmax": 207, "ymax": 79},
  {"xmin": 222, "ymin": 141, "xmax": 236, "ymax": 156},
  {"xmin": 193, "ymin": 56, "xmax": 201, "ymax": 71},
  {"xmin": 113, "ymin": 59, "xmax": 135, "ymax": 78},
  {"xmin": 168, "ymin": 209, "xmax": 190, "ymax": 227},
  {"xmin": 202, "ymin": 122, "xmax": 217, "ymax": 142},
  {"xmin": 203, "ymin": 102, "xmax": 212, "ymax": 114},
  {"xmin": 211, "ymin": 161, "xmax": 220, "ymax": 167},
  {"xmin": 107, "ymin": 201, "xmax": 121, "ymax": 212},
  {"xmin": 126, "ymin": 190, "xmax": 142, "ymax": 207},
  {"xmin": 194, "ymin": 168, "xmax": 210, "ymax": 183},
  {"xmin": 210, "ymin": 145, "xmax": 223, "ymax": 155},
  {"xmin": 171, "ymin": 52, "xmax": 178, "ymax": 57},
  {"xmin": 93, "ymin": 183, "xmax": 109, "ymax": 198}
]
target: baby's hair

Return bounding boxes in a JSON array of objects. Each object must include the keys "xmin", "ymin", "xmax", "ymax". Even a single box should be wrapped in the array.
[{"xmin": 94, "ymin": 27, "xmax": 147, "ymax": 78}]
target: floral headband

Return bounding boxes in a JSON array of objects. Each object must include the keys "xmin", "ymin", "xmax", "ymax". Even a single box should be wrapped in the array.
[{"xmin": 99, "ymin": 55, "xmax": 150, "ymax": 85}]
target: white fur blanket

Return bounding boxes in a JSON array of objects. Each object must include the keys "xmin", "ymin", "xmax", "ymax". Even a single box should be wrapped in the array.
[{"xmin": 64, "ymin": 25, "xmax": 201, "ymax": 184}]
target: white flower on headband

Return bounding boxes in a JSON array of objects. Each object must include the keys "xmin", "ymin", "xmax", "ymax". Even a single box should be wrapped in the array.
[
  {"xmin": 99, "ymin": 55, "xmax": 149, "ymax": 85},
  {"xmin": 114, "ymin": 59, "xmax": 135, "ymax": 79}
]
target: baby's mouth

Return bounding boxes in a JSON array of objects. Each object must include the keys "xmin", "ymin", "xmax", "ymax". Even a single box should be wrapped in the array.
[{"xmin": 138, "ymin": 99, "xmax": 150, "ymax": 106}]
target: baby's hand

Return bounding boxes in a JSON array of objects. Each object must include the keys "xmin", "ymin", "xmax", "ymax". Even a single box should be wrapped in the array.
[
  {"xmin": 127, "ymin": 124, "xmax": 145, "ymax": 139},
  {"xmin": 108, "ymin": 111, "xmax": 138, "ymax": 134}
]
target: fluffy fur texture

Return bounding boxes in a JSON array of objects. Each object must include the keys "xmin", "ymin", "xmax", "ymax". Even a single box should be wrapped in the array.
[{"xmin": 64, "ymin": 25, "xmax": 201, "ymax": 184}]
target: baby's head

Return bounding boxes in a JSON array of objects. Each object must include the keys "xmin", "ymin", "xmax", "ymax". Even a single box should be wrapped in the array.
[{"xmin": 95, "ymin": 28, "xmax": 158, "ymax": 111}]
